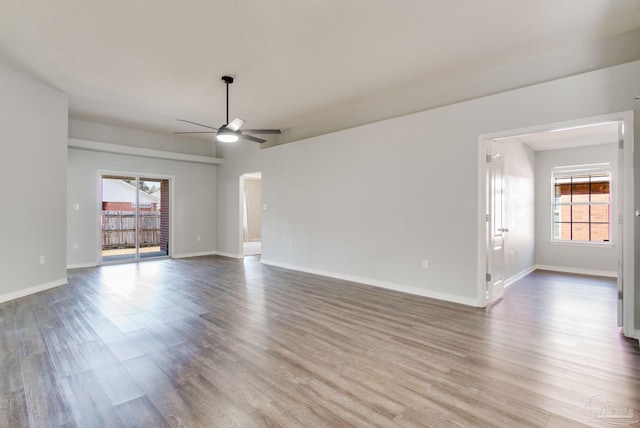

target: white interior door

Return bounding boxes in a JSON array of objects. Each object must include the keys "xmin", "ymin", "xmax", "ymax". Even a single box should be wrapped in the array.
[{"xmin": 487, "ymin": 140, "xmax": 507, "ymax": 304}]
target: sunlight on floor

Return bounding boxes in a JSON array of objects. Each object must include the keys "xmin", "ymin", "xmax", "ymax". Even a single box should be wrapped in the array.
[{"xmin": 243, "ymin": 241, "xmax": 261, "ymax": 256}]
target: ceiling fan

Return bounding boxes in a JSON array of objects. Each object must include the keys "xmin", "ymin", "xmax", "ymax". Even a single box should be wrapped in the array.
[{"xmin": 175, "ymin": 75, "xmax": 281, "ymax": 144}]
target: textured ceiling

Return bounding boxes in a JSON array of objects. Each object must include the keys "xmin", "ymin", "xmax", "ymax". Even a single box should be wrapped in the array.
[{"xmin": 1, "ymin": 1, "xmax": 639, "ymax": 143}]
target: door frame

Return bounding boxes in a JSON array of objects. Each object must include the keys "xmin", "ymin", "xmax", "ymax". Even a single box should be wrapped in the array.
[
  {"xmin": 97, "ymin": 170, "xmax": 175, "ymax": 265},
  {"xmin": 476, "ymin": 111, "xmax": 635, "ymax": 338},
  {"xmin": 238, "ymin": 172, "xmax": 262, "ymax": 257}
]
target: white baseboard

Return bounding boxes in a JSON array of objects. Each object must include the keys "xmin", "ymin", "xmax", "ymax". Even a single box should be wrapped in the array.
[
  {"xmin": 172, "ymin": 251, "xmax": 217, "ymax": 259},
  {"xmin": 67, "ymin": 262, "xmax": 97, "ymax": 270},
  {"xmin": 214, "ymin": 251, "xmax": 243, "ymax": 259},
  {"xmin": 504, "ymin": 266, "xmax": 536, "ymax": 288},
  {"xmin": 535, "ymin": 264, "xmax": 617, "ymax": 278},
  {"xmin": 260, "ymin": 259, "xmax": 479, "ymax": 307},
  {"xmin": 0, "ymin": 278, "xmax": 68, "ymax": 304}
]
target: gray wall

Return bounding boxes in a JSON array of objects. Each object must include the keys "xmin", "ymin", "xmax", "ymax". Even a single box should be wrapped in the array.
[
  {"xmin": 216, "ymin": 60, "xmax": 639, "ymax": 315},
  {"xmin": 216, "ymin": 142, "xmax": 262, "ymax": 258},
  {"xmin": 0, "ymin": 62, "xmax": 68, "ymax": 300},
  {"xmin": 67, "ymin": 148, "xmax": 217, "ymax": 267},
  {"xmin": 535, "ymin": 144, "xmax": 618, "ymax": 274}
]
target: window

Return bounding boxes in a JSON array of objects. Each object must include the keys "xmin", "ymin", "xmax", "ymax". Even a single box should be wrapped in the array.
[{"xmin": 552, "ymin": 164, "xmax": 611, "ymax": 243}]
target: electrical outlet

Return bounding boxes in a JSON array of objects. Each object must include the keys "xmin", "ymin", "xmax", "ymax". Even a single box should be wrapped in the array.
[
  {"xmin": 39, "ymin": 255, "xmax": 45, "ymax": 264},
  {"xmin": 196, "ymin": 236, "xmax": 201, "ymax": 242},
  {"xmin": 422, "ymin": 259, "xmax": 429, "ymax": 269},
  {"xmin": 74, "ymin": 243, "xmax": 79, "ymax": 249}
]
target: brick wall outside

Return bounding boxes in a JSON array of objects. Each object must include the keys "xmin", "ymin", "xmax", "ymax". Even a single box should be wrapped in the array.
[
  {"xmin": 102, "ymin": 202, "xmax": 156, "ymax": 211},
  {"xmin": 160, "ymin": 180, "xmax": 169, "ymax": 254}
]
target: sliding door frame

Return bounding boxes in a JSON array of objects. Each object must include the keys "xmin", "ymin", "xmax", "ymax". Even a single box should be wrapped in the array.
[{"xmin": 97, "ymin": 170, "xmax": 175, "ymax": 265}]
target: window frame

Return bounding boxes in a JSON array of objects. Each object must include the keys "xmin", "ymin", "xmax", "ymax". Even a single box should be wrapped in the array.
[{"xmin": 550, "ymin": 163, "xmax": 612, "ymax": 245}]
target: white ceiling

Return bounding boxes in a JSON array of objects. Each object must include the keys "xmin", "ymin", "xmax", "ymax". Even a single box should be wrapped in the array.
[{"xmin": 1, "ymin": 1, "xmax": 640, "ymax": 143}]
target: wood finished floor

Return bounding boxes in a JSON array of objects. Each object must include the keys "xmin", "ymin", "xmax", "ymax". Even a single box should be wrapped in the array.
[{"xmin": 1, "ymin": 256, "xmax": 638, "ymax": 427}]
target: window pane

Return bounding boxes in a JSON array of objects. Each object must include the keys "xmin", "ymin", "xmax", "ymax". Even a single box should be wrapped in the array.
[
  {"xmin": 571, "ymin": 205, "xmax": 589, "ymax": 223},
  {"xmin": 553, "ymin": 222, "xmax": 572, "ymax": 240},
  {"xmin": 591, "ymin": 176, "xmax": 609, "ymax": 202},
  {"xmin": 571, "ymin": 223, "xmax": 590, "ymax": 241},
  {"xmin": 555, "ymin": 205, "xmax": 570, "ymax": 222},
  {"xmin": 554, "ymin": 181, "xmax": 571, "ymax": 203},
  {"xmin": 571, "ymin": 178, "xmax": 590, "ymax": 203},
  {"xmin": 590, "ymin": 204, "xmax": 609, "ymax": 224},
  {"xmin": 591, "ymin": 223, "xmax": 609, "ymax": 242}
]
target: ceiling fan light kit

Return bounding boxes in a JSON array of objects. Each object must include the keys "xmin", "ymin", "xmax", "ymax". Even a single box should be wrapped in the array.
[
  {"xmin": 216, "ymin": 126, "xmax": 239, "ymax": 143},
  {"xmin": 175, "ymin": 75, "xmax": 281, "ymax": 144}
]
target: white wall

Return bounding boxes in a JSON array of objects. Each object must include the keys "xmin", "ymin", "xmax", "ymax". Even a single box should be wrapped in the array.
[
  {"xmin": 244, "ymin": 178, "xmax": 262, "ymax": 241},
  {"xmin": 216, "ymin": 142, "xmax": 262, "ymax": 258},
  {"xmin": 0, "ymin": 62, "xmax": 68, "ymax": 301},
  {"xmin": 216, "ymin": 60, "xmax": 639, "ymax": 310},
  {"xmin": 67, "ymin": 148, "xmax": 217, "ymax": 267},
  {"xmin": 498, "ymin": 140, "xmax": 536, "ymax": 283},
  {"xmin": 70, "ymin": 119, "xmax": 216, "ymax": 157},
  {"xmin": 535, "ymin": 143, "xmax": 618, "ymax": 274}
]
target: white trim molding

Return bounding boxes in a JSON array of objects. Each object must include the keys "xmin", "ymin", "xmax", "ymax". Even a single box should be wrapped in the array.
[
  {"xmin": 504, "ymin": 266, "xmax": 537, "ymax": 288},
  {"xmin": 214, "ymin": 252, "xmax": 244, "ymax": 259},
  {"xmin": 0, "ymin": 278, "xmax": 68, "ymax": 304},
  {"xmin": 535, "ymin": 264, "xmax": 617, "ymax": 278},
  {"xmin": 67, "ymin": 263, "xmax": 98, "ymax": 270},
  {"xmin": 69, "ymin": 138, "xmax": 223, "ymax": 165},
  {"xmin": 172, "ymin": 251, "xmax": 218, "ymax": 259},
  {"xmin": 261, "ymin": 259, "xmax": 479, "ymax": 307}
]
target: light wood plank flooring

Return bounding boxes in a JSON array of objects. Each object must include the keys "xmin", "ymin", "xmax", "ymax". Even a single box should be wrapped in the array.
[{"xmin": 1, "ymin": 256, "xmax": 638, "ymax": 427}]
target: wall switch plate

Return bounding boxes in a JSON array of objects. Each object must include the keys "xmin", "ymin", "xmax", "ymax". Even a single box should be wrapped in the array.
[
  {"xmin": 422, "ymin": 259, "xmax": 429, "ymax": 269},
  {"xmin": 39, "ymin": 255, "xmax": 45, "ymax": 264},
  {"xmin": 196, "ymin": 236, "xmax": 201, "ymax": 242},
  {"xmin": 74, "ymin": 243, "xmax": 79, "ymax": 249}
]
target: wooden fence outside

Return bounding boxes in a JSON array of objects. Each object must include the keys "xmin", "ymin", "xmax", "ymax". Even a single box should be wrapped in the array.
[{"xmin": 102, "ymin": 211, "xmax": 161, "ymax": 249}]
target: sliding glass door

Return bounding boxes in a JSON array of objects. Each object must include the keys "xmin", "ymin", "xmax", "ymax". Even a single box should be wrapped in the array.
[{"xmin": 101, "ymin": 174, "xmax": 170, "ymax": 264}]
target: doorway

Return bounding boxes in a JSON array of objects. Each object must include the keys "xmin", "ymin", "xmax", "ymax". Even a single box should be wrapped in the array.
[
  {"xmin": 240, "ymin": 173, "xmax": 262, "ymax": 257},
  {"xmin": 478, "ymin": 112, "xmax": 635, "ymax": 338},
  {"xmin": 100, "ymin": 174, "xmax": 170, "ymax": 264}
]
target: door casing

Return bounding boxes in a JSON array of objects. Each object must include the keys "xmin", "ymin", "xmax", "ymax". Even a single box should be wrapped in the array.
[{"xmin": 477, "ymin": 111, "xmax": 635, "ymax": 338}]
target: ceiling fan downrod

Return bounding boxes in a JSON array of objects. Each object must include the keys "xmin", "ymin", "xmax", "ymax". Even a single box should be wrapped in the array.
[{"xmin": 221, "ymin": 75, "xmax": 234, "ymax": 126}]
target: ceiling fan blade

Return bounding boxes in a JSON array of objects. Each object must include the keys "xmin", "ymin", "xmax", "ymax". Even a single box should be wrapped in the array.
[
  {"xmin": 240, "ymin": 134, "xmax": 266, "ymax": 144},
  {"xmin": 173, "ymin": 131, "xmax": 217, "ymax": 134},
  {"xmin": 227, "ymin": 118, "xmax": 245, "ymax": 132},
  {"xmin": 241, "ymin": 129, "xmax": 281, "ymax": 134},
  {"xmin": 177, "ymin": 119, "xmax": 218, "ymax": 131}
]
